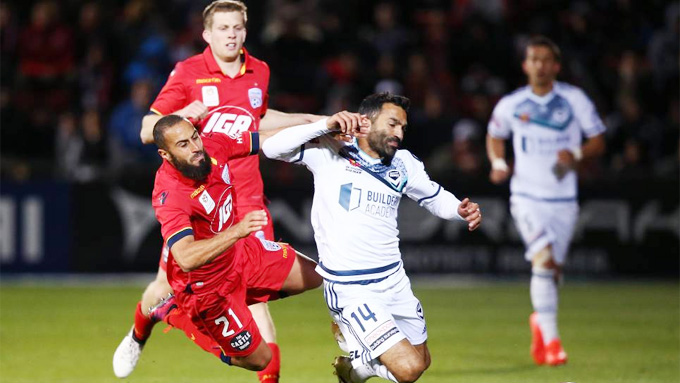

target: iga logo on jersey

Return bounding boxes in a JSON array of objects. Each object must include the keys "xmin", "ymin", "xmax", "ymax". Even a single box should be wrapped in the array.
[{"xmin": 202, "ymin": 106, "xmax": 255, "ymax": 137}]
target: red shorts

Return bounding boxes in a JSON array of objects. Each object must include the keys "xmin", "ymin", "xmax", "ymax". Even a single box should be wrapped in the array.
[
  {"xmin": 159, "ymin": 205, "xmax": 274, "ymax": 271},
  {"xmin": 176, "ymin": 236, "xmax": 296, "ymax": 357}
]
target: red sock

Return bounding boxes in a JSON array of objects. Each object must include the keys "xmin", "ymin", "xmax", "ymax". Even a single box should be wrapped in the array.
[
  {"xmin": 257, "ymin": 343, "xmax": 281, "ymax": 383},
  {"xmin": 133, "ymin": 302, "xmax": 155, "ymax": 342},
  {"xmin": 165, "ymin": 308, "xmax": 223, "ymax": 358}
]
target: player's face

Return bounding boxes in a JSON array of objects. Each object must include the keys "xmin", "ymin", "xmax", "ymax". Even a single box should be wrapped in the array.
[
  {"xmin": 159, "ymin": 122, "xmax": 212, "ymax": 181},
  {"xmin": 367, "ymin": 103, "xmax": 407, "ymax": 164},
  {"xmin": 522, "ymin": 45, "xmax": 560, "ymax": 87},
  {"xmin": 203, "ymin": 11, "xmax": 247, "ymax": 63}
]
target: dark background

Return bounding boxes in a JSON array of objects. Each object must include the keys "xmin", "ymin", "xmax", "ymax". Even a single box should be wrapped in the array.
[{"xmin": 1, "ymin": 0, "xmax": 678, "ymax": 276}]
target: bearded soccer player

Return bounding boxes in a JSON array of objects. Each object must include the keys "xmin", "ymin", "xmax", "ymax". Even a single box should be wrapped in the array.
[
  {"xmin": 486, "ymin": 36, "xmax": 606, "ymax": 366},
  {"xmin": 132, "ymin": 114, "xmax": 325, "ymax": 373},
  {"xmin": 113, "ymin": 1, "xmax": 320, "ymax": 381}
]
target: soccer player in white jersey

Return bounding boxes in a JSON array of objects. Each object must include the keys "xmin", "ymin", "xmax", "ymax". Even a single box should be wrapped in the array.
[
  {"xmin": 262, "ymin": 93, "xmax": 482, "ymax": 383},
  {"xmin": 486, "ymin": 36, "xmax": 606, "ymax": 366}
]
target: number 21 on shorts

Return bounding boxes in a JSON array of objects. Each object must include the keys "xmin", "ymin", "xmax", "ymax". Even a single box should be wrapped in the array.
[
  {"xmin": 214, "ymin": 308, "xmax": 243, "ymax": 337},
  {"xmin": 350, "ymin": 303, "xmax": 378, "ymax": 332}
]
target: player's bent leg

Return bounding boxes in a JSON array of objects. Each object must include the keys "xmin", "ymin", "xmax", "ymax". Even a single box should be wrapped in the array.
[
  {"xmin": 230, "ymin": 339, "xmax": 273, "ymax": 371},
  {"xmin": 378, "ymin": 339, "xmax": 428, "ymax": 383},
  {"xmin": 249, "ymin": 302, "xmax": 281, "ymax": 383},
  {"xmin": 280, "ymin": 251, "xmax": 322, "ymax": 295},
  {"xmin": 141, "ymin": 268, "xmax": 173, "ymax": 314},
  {"xmin": 529, "ymin": 245, "xmax": 567, "ymax": 366},
  {"xmin": 412, "ymin": 342, "xmax": 431, "ymax": 372}
]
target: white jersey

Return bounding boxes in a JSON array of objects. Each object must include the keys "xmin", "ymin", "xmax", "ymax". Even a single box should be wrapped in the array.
[
  {"xmin": 274, "ymin": 133, "xmax": 463, "ymax": 283},
  {"xmin": 488, "ymin": 81, "xmax": 605, "ymax": 201}
]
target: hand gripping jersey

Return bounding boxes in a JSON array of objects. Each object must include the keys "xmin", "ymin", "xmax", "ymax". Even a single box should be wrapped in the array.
[
  {"xmin": 271, "ymin": 128, "xmax": 464, "ymax": 283},
  {"xmin": 151, "ymin": 131, "xmax": 259, "ymax": 295},
  {"xmin": 150, "ymin": 46, "xmax": 270, "ymax": 209},
  {"xmin": 487, "ymin": 82, "xmax": 605, "ymax": 201}
]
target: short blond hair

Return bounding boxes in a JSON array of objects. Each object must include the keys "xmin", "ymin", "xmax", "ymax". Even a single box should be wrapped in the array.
[{"xmin": 203, "ymin": 0, "xmax": 248, "ymax": 30}]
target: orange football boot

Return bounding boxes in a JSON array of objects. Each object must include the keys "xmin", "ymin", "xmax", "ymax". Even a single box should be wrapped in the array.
[
  {"xmin": 529, "ymin": 312, "xmax": 546, "ymax": 365},
  {"xmin": 545, "ymin": 339, "xmax": 568, "ymax": 366}
]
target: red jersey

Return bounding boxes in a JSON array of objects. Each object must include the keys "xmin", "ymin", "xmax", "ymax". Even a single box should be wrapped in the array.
[
  {"xmin": 150, "ymin": 46, "xmax": 270, "ymax": 210},
  {"xmin": 151, "ymin": 131, "xmax": 259, "ymax": 295}
]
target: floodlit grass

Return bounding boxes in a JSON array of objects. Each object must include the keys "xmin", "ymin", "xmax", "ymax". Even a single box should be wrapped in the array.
[{"xmin": 0, "ymin": 280, "xmax": 677, "ymax": 383}]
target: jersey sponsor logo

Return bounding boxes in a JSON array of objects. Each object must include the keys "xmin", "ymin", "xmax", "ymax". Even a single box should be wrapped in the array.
[
  {"xmin": 195, "ymin": 78, "xmax": 221, "ymax": 84},
  {"xmin": 345, "ymin": 164, "xmax": 362, "ymax": 174},
  {"xmin": 221, "ymin": 165, "xmax": 230, "ymax": 184},
  {"xmin": 230, "ymin": 330, "xmax": 253, "ymax": 351},
  {"xmin": 191, "ymin": 185, "xmax": 206, "ymax": 199},
  {"xmin": 365, "ymin": 320, "xmax": 399, "ymax": 351},
  {"xmin": 248, "ymin": 87, "xmax": 263, "ymax": 108},
  {"xmin": 365, "ymin": 190, "xmax": 399, "ymax": 218},
  {"xmin": 202, "ymin": 85, "xmax": 220, "ymax": 107},
  {"xmin": 339, "ymin": 183, "xmax": 362, "ymax": 211},
  {"xmin": 216, "ymin": 193, "xmax": 233, "ymax": 232},
  {"xmin": 203, "ymin": 109, "xmax": 254, "ymax": 138},
  {"xmin": 199, "ymin": 190, "xmax": 216, "ymax": 214},
  {"xmin": 159, "ymin": 191, "xmax": 168, "ymax": 205}
]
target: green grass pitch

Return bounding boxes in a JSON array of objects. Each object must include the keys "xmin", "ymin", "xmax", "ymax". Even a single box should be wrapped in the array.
[{"xmin": 0, "ymin": 280, "xmax": 677, "ymax": 383}]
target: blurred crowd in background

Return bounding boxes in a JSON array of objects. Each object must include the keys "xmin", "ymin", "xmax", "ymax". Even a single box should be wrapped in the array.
[{"xmin": 1, "ymin": 0, "xmax": 678, "ymax": 186}]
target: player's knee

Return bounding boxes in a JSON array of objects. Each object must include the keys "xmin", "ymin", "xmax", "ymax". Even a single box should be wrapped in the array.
[
  {"xmin": 240, "ymin": 350, "xmax": 272, "ymax": 371},
  {"xmin": 531, "ymin": 246, "xmax": 557, "ymax": 273},
  {"xmin": 390, "ymin": 356, "xmax": 426, "ymax": 383}
]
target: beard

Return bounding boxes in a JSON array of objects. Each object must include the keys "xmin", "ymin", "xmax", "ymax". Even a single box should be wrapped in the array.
[
  {"xmin": 171, "ymin": 151, "xmax": 212, "ymax": 181},
  {"xmin": 368, "ymin": 132, "xmax": 401, "ymax": 165}
]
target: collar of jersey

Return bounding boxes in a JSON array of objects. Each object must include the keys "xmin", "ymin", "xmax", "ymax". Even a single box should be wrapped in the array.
[
  {"xmin": 527, "ymin": 86, "xmax": 556, "ymax": 105},
  {"xmin": 203, "ymin": 46, "xmax": 249, "ymax": 77},
  {"xmin": 350, "ymin": 140, "xmax": 382, "ymax": 165}
]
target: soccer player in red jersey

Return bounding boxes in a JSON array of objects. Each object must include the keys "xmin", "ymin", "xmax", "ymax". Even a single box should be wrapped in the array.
[
  {"xmin": 113, "ymin": 1, "xmax": 321, "ymax": 381},
  {"xmin": 148, "ymin": 114, "xmax": 324, "ymax": 371}
]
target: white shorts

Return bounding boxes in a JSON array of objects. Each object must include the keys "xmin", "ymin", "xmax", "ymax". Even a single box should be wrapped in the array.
[
  {"xmin": 323, "ymin": 267, "xmax": 427, "ymax": 368},
  {"xmin": 510, "ymin": 195, "xmax": 579, "ymax": 265}
]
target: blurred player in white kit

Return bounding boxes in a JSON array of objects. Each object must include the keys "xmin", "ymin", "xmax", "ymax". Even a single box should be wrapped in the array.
[{"xmin": 486, "ymin": 36, "xmax": 606, "ymax": 366}]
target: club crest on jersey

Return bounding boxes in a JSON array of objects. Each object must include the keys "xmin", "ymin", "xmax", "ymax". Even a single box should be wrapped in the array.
[
  {"xmin": 416, "ymin": 303, "xmax": 424, "ymax": 319},
  {"xmin": 199, "ymin": 190, "xmax": 216, "ymax": 214},
  {"xmin": 202, "ymin": 86, "xmax": 219, "ymax": 107},
  {"xmin": 386, "ymin": 169, "xmax": 402, "ymax": 188},
  {"xmin": 248, "ymin": 87, "xmax": 263, "ymax": 108}
]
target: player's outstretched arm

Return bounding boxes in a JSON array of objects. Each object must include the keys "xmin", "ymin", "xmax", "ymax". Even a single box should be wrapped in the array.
[
  {"xmin": 260, "ymin": 111, "xmax": 368, "ymax": 159},
  {"xmin": 171, "ymin": 210, "xmax": 267, "ymax": 272},
  {"xmin": 259, "ymin": 109, "xmax": 327, "ymax": 131},
  {"xmin": 140, "ymin": 101, "xmax": 209, "ymax": 144}
]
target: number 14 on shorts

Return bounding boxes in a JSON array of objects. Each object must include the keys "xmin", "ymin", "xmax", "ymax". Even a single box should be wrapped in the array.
[{"xmin": 350, "ymin": 304, "xmax": 378, "ymax": 332}]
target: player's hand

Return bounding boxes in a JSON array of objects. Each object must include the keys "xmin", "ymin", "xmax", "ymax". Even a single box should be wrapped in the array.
[
  {"xmin": 177, "ymin": 100, "xmax": 209, "ymax": 123},
  {"xmin": 553, "ymin": 149, "xmax": 576, "ymax": 180},
  {"xmin": 327, "ymin": 111, "xmax": 370, "ymax": 140},
  {"xmin": 233, "ymin": 210, "xmax": 268, "ymax": 238},
  {"xmin": 489, "ymin": 168, "xmax": 510, "ymax": 184},
  {"xmin": 457, "ymin": 198, "xmax": 481, "ymax": 231}
]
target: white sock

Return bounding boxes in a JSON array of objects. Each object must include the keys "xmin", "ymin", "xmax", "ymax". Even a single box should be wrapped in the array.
[
  {"xmin": 368, "ymin": 359, "xmax": 398, "ymax": 382},
  {"xmin": 350, "ymin": 363, "xmax": 373, "ymax": 382},
  {"xmin": 531, "ymin": 271, "xmax": 559, "ymax": 344}
]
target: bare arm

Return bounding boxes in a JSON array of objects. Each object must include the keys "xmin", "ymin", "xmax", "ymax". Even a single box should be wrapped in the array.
[
  {"xmin": 259, "ymin": 109, "xmax": 326, "ymax": 131},
  {"xmin": 486, "ymin": 134, "xmax": 510, "ymax": 184},
  {"xmin": 171, "ymin": 210, "xmax": 267, "ymax": 272},
  {"xmin": 140, "ymin": 100, "xmax": 210, "ymax": 144},
  {"xmin": 555, "ymin": 133, "xmax": 606, "ymax": 178}
]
